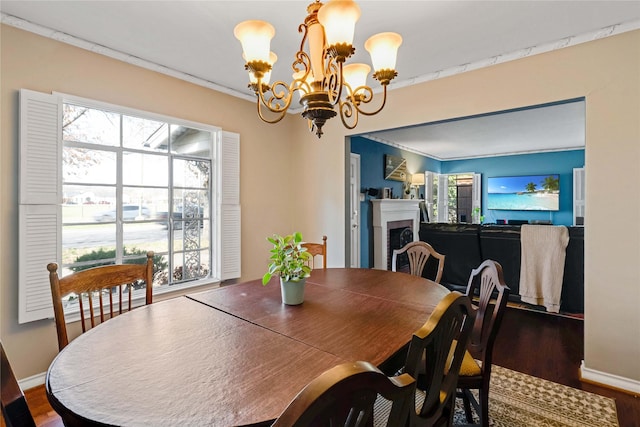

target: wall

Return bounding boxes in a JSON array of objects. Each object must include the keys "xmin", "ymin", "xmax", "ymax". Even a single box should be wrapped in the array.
[
  {"xmin": 443, "ymin": 149, "xmax": 585, "ymax": 225},
  {"xmin": 351, "ymin": 136, "xmax": 439, "ymax": 267},
  {"xmin": 291, "ymin": 31, "xmax": 640, "ymax": 389},
  {"xmin": 0, "ymin": 25, "xmax": 299, "ymax": 378},
  {"xmin": 2, "ymin": 24, "xmax": 639, "ymax": 391},
  {"xmin": 353, "ymin": 134, "xmax": 584, "ymax": 265}
]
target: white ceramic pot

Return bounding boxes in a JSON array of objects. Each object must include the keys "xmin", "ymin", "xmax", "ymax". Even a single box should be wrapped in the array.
[{"xmin": 280, "ymin": 277, "xmax": 306, "ymax": 305}]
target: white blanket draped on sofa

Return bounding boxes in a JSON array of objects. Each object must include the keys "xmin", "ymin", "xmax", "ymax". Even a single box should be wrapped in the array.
[{"xmin": 519, "ymin": 225, "xmax": 569, "ymax": 313}]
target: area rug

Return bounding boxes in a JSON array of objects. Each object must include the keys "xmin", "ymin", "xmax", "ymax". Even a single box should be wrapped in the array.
[
  {"xmin": 375, "ymin": 365, "xmax": 619, "ymax": 426},
  {"xmin": 452, "ymin": 365, "xmax": 619, "ymax": 427}
]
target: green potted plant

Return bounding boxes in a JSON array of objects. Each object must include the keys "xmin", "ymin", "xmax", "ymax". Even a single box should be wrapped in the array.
[{"xmin": 262, "ymin": 232, "xmax": 312, "ymax": 305}]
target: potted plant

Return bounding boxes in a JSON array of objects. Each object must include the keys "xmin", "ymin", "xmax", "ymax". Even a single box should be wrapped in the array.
[{"xmin": 262, "ymin": 232, "xmax": 312, "ymax": 305}]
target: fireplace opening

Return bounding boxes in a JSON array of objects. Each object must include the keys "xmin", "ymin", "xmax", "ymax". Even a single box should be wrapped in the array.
[{"xmin": 387, "ymin": 220, "xmax": 414, "ymax": 271}]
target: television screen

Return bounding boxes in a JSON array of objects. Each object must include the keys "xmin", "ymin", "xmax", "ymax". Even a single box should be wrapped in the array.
[{"xmin": 487, "ymin": 174, "xmax": 560, "ymax": 211}]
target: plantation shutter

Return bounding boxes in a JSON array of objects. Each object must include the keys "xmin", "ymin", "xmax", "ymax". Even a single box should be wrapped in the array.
[
  {"xmin": 219, "ymin": 131, "xmax": 241, "ymax": 280},
  {"xmin": 471, "ymin": 173, "xmax": 481, "ymax": 223},
  {"xmin": 425, "ymin": 171, "xmax": 435, "ymax": 223},
  {"xmin": 18, "ymin": 89, "xmax": 61, "ymax": 323},
  {"xmin": 437, "ymin": 174, "xmax": 448, "ymax": 223},
  {"xmin": 573, "ymin": 167, "xmax": 585, "ymax": 226}
]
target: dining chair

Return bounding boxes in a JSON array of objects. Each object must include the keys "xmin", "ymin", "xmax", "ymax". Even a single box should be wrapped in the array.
[
  {"xmin": 271, "ymin": 361, "xmax": 416, "ymax": 427},
  {"xmin": 457, "ymin": 260, "xmax": 510, "ymax": 426},
  {"xmin": 47, "ymin": 251, "xmax": 155, "ymax": 351},
  {"xmin": 1, "ymin": 342, "xmax": 36, "ymax": 427},
  {"xmin": 302, "ymin": 235, "xmax": 327, "ymax": 269},
  {"xmin": 404, "ymin": 291, "xmax": 474, "ymax": 426},
  {"xmin": 391, "ymin": 241, "xmax": 445, "ymax": 283}
]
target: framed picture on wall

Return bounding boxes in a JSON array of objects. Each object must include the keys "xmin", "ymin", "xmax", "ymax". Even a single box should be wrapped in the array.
[{"xmin": 384, "ymin": 155, "xmax": 407, "ymax": 182}]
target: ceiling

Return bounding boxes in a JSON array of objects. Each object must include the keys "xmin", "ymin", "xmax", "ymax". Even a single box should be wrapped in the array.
[
  {"xmin": 2, "ymin": 1, "xmax": 638, "ymax": 159},
  {"xmin": 363, "ymin": 99, "xmax": 586, "ymax": 160}
]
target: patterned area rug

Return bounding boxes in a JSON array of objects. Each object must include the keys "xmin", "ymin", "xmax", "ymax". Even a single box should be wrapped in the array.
[
  {"xmin": 375, "ymin": 365, "xmax": 619, "ymax": 426},
  {"xmin": 453, "ymin": 365, "xmax": 618, "ymax": 426}
]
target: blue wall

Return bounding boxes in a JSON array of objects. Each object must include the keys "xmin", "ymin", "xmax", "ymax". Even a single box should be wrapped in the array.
[
  {"xmin": 443, "ymin": 150, "xmax": 584, "ymax": 226},
  {"xmin": 351, "ymin": 136, "xmax": 439, "ymax": 268},
  {"xmin": 352, "ymin": 135, "xmax": 584, "ymax": 267}
]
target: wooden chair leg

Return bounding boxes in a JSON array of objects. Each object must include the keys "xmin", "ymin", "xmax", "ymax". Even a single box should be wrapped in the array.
[
  {"xmin": 479, "ymin": 387, "xmax": 489, "ymax": 427},
  {"xmin": 461, "ymin": 389, "xmax": 474, "ymax": 423}
]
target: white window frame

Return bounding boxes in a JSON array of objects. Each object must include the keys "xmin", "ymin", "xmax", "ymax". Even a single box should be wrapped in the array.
[
  {"xmin": 18, "ymin": 89, "xmax": 241, "ymax": 323},
  {"xmin": 425, "ymin": 171, "xmax": 481, "ymax": 223}
]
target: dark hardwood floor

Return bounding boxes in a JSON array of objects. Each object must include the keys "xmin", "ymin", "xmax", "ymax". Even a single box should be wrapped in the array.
[
  {"xmin": 16, "ymin": 307, "xmax": 640, "ymax": 427},
  {"xmin": 492, "ymin": 307, "xmax": 640, "ymax": 427}
]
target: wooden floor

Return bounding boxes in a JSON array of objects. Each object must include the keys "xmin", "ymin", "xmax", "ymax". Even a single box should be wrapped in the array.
[
  {"xmin": 15, "ymin": 307, "xmax": 640, "ymax": 427},
  {"xmin": 492, "ymin": 308, "xmax": 640, "ymax": 427}
]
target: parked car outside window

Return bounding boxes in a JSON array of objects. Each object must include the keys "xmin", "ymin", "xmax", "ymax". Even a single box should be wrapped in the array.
[
  {"xmin": 93, "ymin": 205, "xmax": 151, "ymax": 222},
  {"xmin": 156, "ymin": 204, "xmax": 204, "ymax": 229}
]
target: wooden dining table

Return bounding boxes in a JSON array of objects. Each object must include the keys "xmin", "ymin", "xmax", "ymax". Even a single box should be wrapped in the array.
[{"xmin": 46, "ymin": 268, "xmax": 449, "ymax": 426}]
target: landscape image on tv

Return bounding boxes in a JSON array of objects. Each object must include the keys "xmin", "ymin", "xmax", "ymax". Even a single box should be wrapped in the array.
[{"xmin": 487, "ymin": 174, "xmax": 560, "ymax": 211}]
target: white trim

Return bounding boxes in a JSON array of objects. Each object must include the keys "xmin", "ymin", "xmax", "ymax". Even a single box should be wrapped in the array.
[
  {"xmin": 3, "ymin": 12, "xmax": 639, "ymax": 115},
  {"xmin": 371, "ymin": 199, "xmax": 420, "ymax": 270},
  {"xmin": 580, "ymin": 361, "xmax": 640, "ymax": 394},
  {"xmin": 1, "ymin": 13, "xmax": 255, "ymax": 104},
  {"xmin": 55, "ymin": 92, "xmax": 222, "ymax": 134},
  {"xmin": 362, "ymin": 133, "xmax": 584, "ymax": 161},
  {"xmin": 18, "ymin": 371, "xmax": 47, "ymax": 391}
]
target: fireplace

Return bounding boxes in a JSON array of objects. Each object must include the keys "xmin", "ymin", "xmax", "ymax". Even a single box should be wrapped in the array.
[
  {"xmin": 388, "ymin": 220, "xmax": 414, "ymax": 270},
  {"xmin": 371, "ymin": 199, "xmax": 421, "ymax": 270}
]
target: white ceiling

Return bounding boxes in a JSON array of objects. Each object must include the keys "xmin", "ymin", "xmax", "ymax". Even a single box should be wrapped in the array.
[
  {"xmin": 363, "ymin": 99, "xmax": 586, "ymax": 160},
  {"xmin": 2, "ymin": 1, "xmax": 638, "ymax": 159}
]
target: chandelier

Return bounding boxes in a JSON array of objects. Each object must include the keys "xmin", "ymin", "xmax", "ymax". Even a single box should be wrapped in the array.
[{"xmin": 234, "ymin": 0, "xmax": 402, "ymax": 138}]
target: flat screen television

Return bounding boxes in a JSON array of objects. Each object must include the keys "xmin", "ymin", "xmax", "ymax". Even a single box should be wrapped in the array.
[{"xmin": 487, "ymin": 174, "xmax": 560, "ymax": 211}]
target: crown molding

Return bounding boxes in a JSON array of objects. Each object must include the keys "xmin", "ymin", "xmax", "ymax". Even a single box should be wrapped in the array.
[
  {"xmin": 360, "ymin": 133, "xmax": 584, "ymax": 161},
  {"xmin": 1, "ymin": 12, "xmax": 257, "ymax": 104},
  {"xmin": 387, "ymin": 19, "xmax": 640, "ymax": 92},
  {"xmin": 3, "ymin": 13, "xmax": 639, "ymax": 113}
]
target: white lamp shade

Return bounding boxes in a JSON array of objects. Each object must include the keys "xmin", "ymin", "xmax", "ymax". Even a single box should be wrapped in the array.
[
  {"xmin": 317, "ymin": 0, "xmax": 361, "ymax": 47},
  {"xmin": 365, "ymin": 32, "xmax": 402, "ymax": 71},
  {"xmin": 234, "ymin": 20, "xmax": 275, "ymax": 63},
  {"xmin": 411, "ymin": 173, "xmax": 425, "ymax": 185},
  {"xmin": 343, "ymin": 63, "xmax": 370, "ymax": 90}
]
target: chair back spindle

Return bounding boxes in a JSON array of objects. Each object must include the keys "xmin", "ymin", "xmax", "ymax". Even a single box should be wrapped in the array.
[
  {"xmin": 272, "ymin": 361, "xmax": 416, "ymax": 427},
  {"xmin": 404, "ymin": 292, "xmax": 474, "ymax": 426},
  {"xmin": 457, "ymin": 259, "xmax": 511, "ymax": 426},
  {"xmin": 48, "ymin": 251, "xmax": 154, "ymax": 351},
  {"xmin": 391, "ymin": 241, "xmax": 445, "ymax": 283}
]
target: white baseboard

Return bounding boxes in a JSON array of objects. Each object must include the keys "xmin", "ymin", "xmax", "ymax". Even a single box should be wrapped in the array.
[
  {"xmin": 580, "ymin": 360, "xmax": 640, "ymax": 394},
  {"xmin": 19, "ymin": 371, "xmax": 46, "ymax": 391}
]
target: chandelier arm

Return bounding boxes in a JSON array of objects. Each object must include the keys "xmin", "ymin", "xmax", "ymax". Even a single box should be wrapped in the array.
[
  {"xmin": 338, "ymin": 98, "xmax": 359, "ymax": 130},
  {"xmin": 256, "ymin": 80, "xmax": 297, "ymax": 113},
  {"xmin": 324, "ymin": 57, "xmax": 344, "ymax": 106},
  {"xmin": 256, "ymin": 99, "xmax": 288, "ymax": 124},
  {"xmin": 352, "ymin": 84, "xmax": 388, "ymax": 117},
  {"xmin": 333, "ymin": 60, "xmax": 345, "ymax": 106}
]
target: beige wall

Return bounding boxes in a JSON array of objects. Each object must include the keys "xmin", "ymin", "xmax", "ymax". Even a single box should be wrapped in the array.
[
  {"xmin": 290, "ymin": 31, "xmax": 640, "ymax": 384},
  {"xmin": 1, "ymin": 25, "xmax": 298, "ymax": 377},
  {"xmin": 2, "ymin": 24, "xmax": 639, "ymax": 387}
]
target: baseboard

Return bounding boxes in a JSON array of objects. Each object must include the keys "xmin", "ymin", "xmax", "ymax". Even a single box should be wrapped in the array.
[
  {"xmin": 19, "ymin": 371, "xmax": 46, "ymax": 391},
  {"xmin": 580, "ymin": 360, "xmax": 640, "ymax": 395}
]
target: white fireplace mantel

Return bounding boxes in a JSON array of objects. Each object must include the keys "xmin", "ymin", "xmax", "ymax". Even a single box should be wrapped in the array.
[{"xmin": 371, "ymin": 199, "xmax": 421, "ymax": 270}]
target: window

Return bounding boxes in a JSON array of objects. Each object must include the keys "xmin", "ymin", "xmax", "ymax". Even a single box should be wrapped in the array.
[
  {"xmin": 18, "ymin": 89, "xmax": 241, "ymax": 323},
  {"xmin": 426, "ymin": 172, "xmax": 481, "ymax": 223}
]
